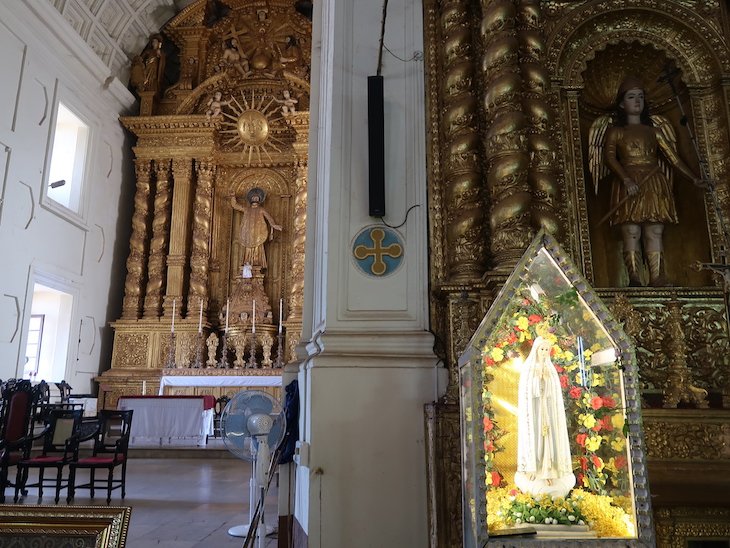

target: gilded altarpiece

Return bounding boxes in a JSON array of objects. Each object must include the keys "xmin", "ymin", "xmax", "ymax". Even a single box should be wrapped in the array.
[
  {"xmin": 424, "ymin": 1, "xmax": 730, "ymax": 546},
  {"xmin": 99, "ymin": 0, "xmax": 310, "ymax": 408}
]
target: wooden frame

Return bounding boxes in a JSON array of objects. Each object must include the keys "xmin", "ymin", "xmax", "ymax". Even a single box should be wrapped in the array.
[{"xmin": 0, "ymin": 505, "xmax": 131, "ymax": 548}]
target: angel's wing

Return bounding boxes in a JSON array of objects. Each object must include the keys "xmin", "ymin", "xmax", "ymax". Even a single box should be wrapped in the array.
[
  {"xmin": 588, "ymin": 115, "xmax": 611, "ymax": 194},
  {"xmin": 650, "ymin": 114, "xmax": 676, "ymax": 185}
]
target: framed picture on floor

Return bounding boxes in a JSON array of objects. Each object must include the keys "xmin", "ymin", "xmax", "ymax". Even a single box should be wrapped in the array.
[{"xmin": 0, "ymin": 505, "xmax": 131, "ymax": 548}]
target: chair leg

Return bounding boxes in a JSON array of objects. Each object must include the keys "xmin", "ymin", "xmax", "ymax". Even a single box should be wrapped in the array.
[
  {"xmin": 67, "ymin": 466, "xmax": 75, "ymax": 503},
  {"xmin": 90, "ymin": 468, "xmax": 95, "ymax": 498},
  {"xmin": 0, "ymin": 465, "xmax": 7, "ymax": 504},
  {"xmin": 54, "ymin": 466, "xmax": 62, "ymax": 504},
  {"xmin": 121, "ymin": 462, "xmax": 127, "ymax": 499},
  {"xmin": 38, "ymin": 468, "xmax": 45, "ymax": 502},
  {"xmin": 107, "ymin": 468, "xmax": 113, "ymax": 505},
  {"xmin": 13, "ymin": 466, "xmax": 22, "ymax": 503}
]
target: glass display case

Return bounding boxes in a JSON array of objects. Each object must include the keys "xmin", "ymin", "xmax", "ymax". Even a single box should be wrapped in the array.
[{"xmin": 459, "ymin": 232, "xmax": 654, "ymax": 546}]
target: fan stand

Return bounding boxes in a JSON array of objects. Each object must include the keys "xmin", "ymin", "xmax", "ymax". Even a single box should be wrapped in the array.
[{"xmin": 228, "ymin": 442, "xmax": 276, "ymax": 544}]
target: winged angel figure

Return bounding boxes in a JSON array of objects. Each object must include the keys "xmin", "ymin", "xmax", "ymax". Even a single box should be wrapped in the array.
[{"xmin": 588, "ymin": 77, "xmax": 702, "ymax": 287}]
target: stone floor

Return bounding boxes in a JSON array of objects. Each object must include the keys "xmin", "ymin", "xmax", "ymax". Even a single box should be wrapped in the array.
[{"xmin": 2, "ymin": 454, "xmax": 280, "ymax": 548}]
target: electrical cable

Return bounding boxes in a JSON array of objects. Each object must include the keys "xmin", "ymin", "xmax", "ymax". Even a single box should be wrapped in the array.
[
  {"xmin": 376, "ymin": 0, "xmax": 389, "ymax": 76},
  {"xmin": 379, "ymin": 204, "xmax": 420, "ymax": 229},
  {"xmin": 382, "ymin": 43, "xmax": 421, "ymax": 63}
]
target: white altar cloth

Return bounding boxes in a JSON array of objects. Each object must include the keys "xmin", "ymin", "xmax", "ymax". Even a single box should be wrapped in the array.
[
  {"xmin": 117, "ymin": 396, "xmax": 214, "ymax": 447},
  {"xmin": 158, "ymin": 375, "xmax": 282, "ymax": 393}
]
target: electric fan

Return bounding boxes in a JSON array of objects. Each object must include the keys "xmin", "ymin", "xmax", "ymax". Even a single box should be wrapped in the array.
[{"xmin": 221, "ymin": 390, "xmax": 286, "ymax": 547}]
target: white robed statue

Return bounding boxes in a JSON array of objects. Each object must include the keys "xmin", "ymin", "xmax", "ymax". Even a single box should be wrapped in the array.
[{"xmin": 514, "ymin": 337, "xmax": 576, "ymax": 498}]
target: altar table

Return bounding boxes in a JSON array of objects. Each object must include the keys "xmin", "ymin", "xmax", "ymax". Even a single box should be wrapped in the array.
[
  {"xmin": 117, "ymin": 395, "xmax": 215, "ymax": 447},
  {"xmin": 158, "ymin": 375, "xmax": 282, "ymax": 393}
]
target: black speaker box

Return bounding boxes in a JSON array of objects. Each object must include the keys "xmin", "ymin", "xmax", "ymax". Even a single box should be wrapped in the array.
[{"xmin": 368, "ymin": 75, "xmax": 385, "ymax": 217}]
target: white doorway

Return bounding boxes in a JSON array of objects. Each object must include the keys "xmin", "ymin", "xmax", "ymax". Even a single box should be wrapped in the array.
[{"xmin": 23, "ymin": 283, "xmax": 73, "ymax": 382}]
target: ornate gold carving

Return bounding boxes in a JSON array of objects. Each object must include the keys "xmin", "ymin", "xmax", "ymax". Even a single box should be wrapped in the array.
[
  {"xmin": 655, "ymin": 506, "xmax": 730, "ymax": 548},
  {"xmin": 644, "ymin": 416, "xmax": 727, "ymax": 460},
  {"xmin": 237, "ymin": 110, "xmax": 269, "ymax": 145},
  {"xmin": 112, "ymin": 333, "xmax": 149, "ymax": 368},
  {"xmin": 288, "ymin": 164, "xmax": 307, "ymax": 321},
  {"xmin": 663, "ymin": 300, "xmax": 709, "ymax": 408},
  {"xmin": 122, "ymin": 159, "xmax": 152, "ymax": 319},
  {"xmin": 189, "ymin": 161, "xmax": 215, "ymax": 311},
  {"xmin": 143, "ymin": 160, "xmax": 172, "ymax": 318}
]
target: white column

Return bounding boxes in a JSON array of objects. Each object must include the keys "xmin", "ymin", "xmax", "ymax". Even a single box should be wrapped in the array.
[{"xmin": 293, "ymin": 0, "xmax": 444, "ymax": 546}]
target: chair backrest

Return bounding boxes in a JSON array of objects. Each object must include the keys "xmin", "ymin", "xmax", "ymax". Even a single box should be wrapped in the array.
[
  {"xmin": 94, "ymin": 410, "xmax": 133, "ymax": 455},
  {"xmin": 215, "ymin": 395, "xmax": 230, "ymax": 416},
  {"xmin": 40, "ymin": 408, "xmax": 83, "ymax": 455},
  {"xmin": 0, "ymin": 380, "xmax": 41, "ymax": 445},
  {"xmin": 55, "ymin": 381, "xmax": 73, "ymax": 403}
]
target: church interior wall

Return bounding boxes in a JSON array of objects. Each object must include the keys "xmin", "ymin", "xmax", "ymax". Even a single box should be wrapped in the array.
[{"xmin": 0, "ymin": 1, "xmax": 135, "ymax": 390}]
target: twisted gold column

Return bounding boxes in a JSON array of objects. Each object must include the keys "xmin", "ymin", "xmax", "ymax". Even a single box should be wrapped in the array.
[
  {"xmin": 517, "ymin": 0, "xmax": 561, "ymax": 236},
  {"xmin": 143, "ymin": 160, "xmax": 172, "ymax": 318},
  {"xmin": 122, "ymin": 159, "xmax": 152, "ymax": 319},
  {"xmin": 481, "ymin": 0, "xmax": 532, "ymax": 267},
  {"xmin": 288, "ymin": 162, "xmax": 307, "ymax": 322},
  {"xmin": 188, "ymin": 161, "xmax": 215, "ymax": 315},
  {"xmin": 441, "ymin": 0, "xmax": 487, "ymax": 282}
]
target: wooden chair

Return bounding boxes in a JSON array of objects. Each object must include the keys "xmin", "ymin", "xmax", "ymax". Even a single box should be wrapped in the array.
[
  {"xmin": 55, "ymin": 380, "xmax": 73, "ymax": 403},
  {"xmin": 0, "ymin": 380, "xmax": 44, "ymax": 503},
  {"xmin": 14, "ymin": 407, "xmax": 83, "ymax": 503},
  {"xmin": 212, "ymin": 395, "xmax": 230, "ymax": 439},
  {"xmin": 68, "ymin": 409, "xmax": 133, "ymax": 504}
]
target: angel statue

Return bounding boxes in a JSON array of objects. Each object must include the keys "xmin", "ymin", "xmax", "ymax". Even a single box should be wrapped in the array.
[
  {"xmin": 589, "ymin": 76, "xmax": 703, "ymax": 286},
  {"xmin": 514, "ymin": 337, "xmax": 575, "ymax": 498}
]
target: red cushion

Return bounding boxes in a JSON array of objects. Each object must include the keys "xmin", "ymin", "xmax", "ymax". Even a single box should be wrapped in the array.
[
  {"xmin": 6, "ymin": 391, "xmax": 30, "ymax": 441},
  {"xmin": 76, "ymin": 456, "xmax": 125, "ymax": 465},
  {"xmin": 25, "ymin": 456, "xmax": 64, "ymax": 463}
]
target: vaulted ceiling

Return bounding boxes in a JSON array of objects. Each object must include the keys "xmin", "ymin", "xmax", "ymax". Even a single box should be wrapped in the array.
[{"xmin": 49, "ymin": 0, "xmax": 195, "ymax": 83}]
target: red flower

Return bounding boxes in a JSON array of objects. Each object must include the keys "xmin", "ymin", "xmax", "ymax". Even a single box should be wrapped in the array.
[
  {"xmin": 528, "ymin": 314, "xmax": 542, "ymax": 325},
  {"xmin": 484, "ymin": 441, "xmax": 495, "ymax": 452},
  {"xmin": 576, "ymin": 433, "xmax": 587, "ymax": 447},
  {"xmin": 509, "ymin": 489, "xmax": 518, "ymax": 496},
  {"xmin": 579, "ymin": 457, "xmax": 588, "ymax": 471},
  {"xmin": 591, "ymin": 422, "xmax": 602, "ymax": 432},
  {"xmin": 491, "ymin": 471, "xmax": 502, "ymax": 487},
  {"xmin": 483, "ymin": 417, "xmax": 494, "ymax": 431},
  {"xmin": 599, "ymin": 417, "xmax": 614, "ymax": 432},
  {"xmin": 507, "ymin": 333, "xmax": 518, "ymax": 344},
  {"xmin": 569, "ymin": 386, "xmax": 583, "ymax": 399},
  {"xmin": 591, "ymin": 396, "xmax": 604, "ymax": 410},
  {"xmin": 577, "ymin": 472, "xmax": 584, "ymax": 485},
  {"xmin": 522, "ymin": 299, "xmax": 530, "ymax": 306},
  {"xmin": 615, "ymin": 456, "xmax": 628, "ymax": 469},
  {"xmin": 554, "ymin": 365, "xmax": 564, "ymax": 373},
  {"xmin": 485, "ymin": 357, "xmax": 495, "ymax": 366},
  {"xmin": 559, "ymin": 375, "xmax": 569, "ymax": 388},
  {"xmin": 602, "ymin": 396, "xmax": 616, "ymax": 409},
  {"xmin": 591, "ymin": 455, "xmax": 604, "ymax": 469}
]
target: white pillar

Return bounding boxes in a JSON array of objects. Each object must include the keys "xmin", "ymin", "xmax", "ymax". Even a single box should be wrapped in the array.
[{"xmin": 293, "ymin": 0, "xmax": 445, "ymax": 546}]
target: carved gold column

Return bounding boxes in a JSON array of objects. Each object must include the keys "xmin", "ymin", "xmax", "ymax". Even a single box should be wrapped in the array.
[
  {"xmin": 165, "ymin": 158, "xmax": 194, "ymax": 315},
  {"xmin": 143, "ymin": 160, "xmax": 172, "ymax": 318},
  {"xmin": 122, "ymin": 159, "xmax": 152, "ymax": 319},
  {"xmin": 441, "ymin": 0, "xmax": 487, "ymax": 282},
  {"xmin": 288, "ymin": 161, "xmax": 307, "ymax": 322},
  {"xmin": 517, "ymin": 0, "xmax": 560, "ymax": 236},
  {"xmin": 188, "ymin": 161, "xmax": 215, "ymax": 315},
  {"xmin": 481, "ymin": 0, "xmax": 532, "ymax": 267}
]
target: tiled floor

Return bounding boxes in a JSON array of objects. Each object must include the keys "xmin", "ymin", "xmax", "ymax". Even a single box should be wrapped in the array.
[{"xmin": 2, "ymin": 455, "xmax": 280, "ymax": 548}]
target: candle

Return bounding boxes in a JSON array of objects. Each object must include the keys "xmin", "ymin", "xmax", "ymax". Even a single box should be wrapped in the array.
[
  {"xmin": 225, "ymin": 298, "xmax": 230, "ymax": 332},
  {"xmin": 252, "ymin": 300, "xmax": 256, "ymax": 334},
  {"xmin": 279, "ymin": 298, "xmax": 283, "ymax": 334},
  {"xmin": 198, "ymin": 298, "xmax": 203, "ymax": 334},
  {"xmin": 171, "ymin": 299, "xmax": 176, "ymax": 333},
  {"xmin": 142, "ymin": 380, "xmax": 147, "ymax": 395}
]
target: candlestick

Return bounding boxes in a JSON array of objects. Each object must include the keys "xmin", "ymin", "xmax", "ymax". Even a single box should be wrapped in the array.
[
  {"xmin": 225, "ymin": 298, "xmax": 230, "ymax": 332},
  {"xmin": 252, "ymin": 300, "xmax": 256, "ymax": 334},
  {"xmin": 171, "ymin": 298, "xmax": 176, "ymax": 333},
  {"xmin": 279, "ymin": 298, "xmax": 283, "ymax": 334},
  {"xmin": 198, "ymin": 298, "xmax": 203, "ymax": 334}
]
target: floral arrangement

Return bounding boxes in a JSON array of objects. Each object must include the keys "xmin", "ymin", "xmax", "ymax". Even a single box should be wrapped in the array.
[
  {"xmin": 477, "ymin": 285, "xmax": 634, "ymax": 536},
  {"xmin": 487, "ymin": 487, "xmax": 634, "ymax": 538}
]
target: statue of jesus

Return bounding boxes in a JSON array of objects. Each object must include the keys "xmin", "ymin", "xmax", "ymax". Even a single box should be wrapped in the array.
[
  {"xmin": 230, "ymin": 187, "xmax": 282, "ymax": 271},
  {"xmin": 514, "ymin": 337, "xmax": 576, "ymax": 498}
]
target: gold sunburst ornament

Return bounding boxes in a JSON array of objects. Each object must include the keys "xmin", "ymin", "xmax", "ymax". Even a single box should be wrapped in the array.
[{"xmin": 220, "ymin": 90, "xmax": 286, "ymax": 164}]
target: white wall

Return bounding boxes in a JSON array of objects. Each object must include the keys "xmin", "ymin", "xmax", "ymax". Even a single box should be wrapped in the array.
[
  {"xmin": 294, "ymin": 0, "xmax": 444, "ymax": 545},
  {"xmin": 0, "ymin": 1, "xmax": 136, "ymax": 391}
]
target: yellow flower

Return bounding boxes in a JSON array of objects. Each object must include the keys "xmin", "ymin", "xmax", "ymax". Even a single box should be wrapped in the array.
[
  {"xmin": 611, "ymin": 413, "xmax": 625, "ymax": 430},
  {"xmin": 465, "ymin": 407, "xmax": 472, "ymax": 422},
  {"xmin": 583, "ymin": 349, "xmax": 593, "ymax": 359},
  {"xmin": 491, "ymin": 347, "xmax": 504, "ymax": 362},
  {"xmin": 593, "ymin": 373, "xmax": 605, "ymax": 386},
  {"xmin": 580, "ymin": 414, "xmax": 597, "ymax": 429},
  {"xmin": 563, "ymin": 350, "xmax": 574, "ymax": 361},
  {"xmin": 571, "ymin": 488, "xmax": 634, "ymax": 538},
  {"xmin": 516, "ymin": 316, "xmax": 529, "ymax": 331},
  {"xmin": 585, "ymin": 435, "xmax": 602, "ymax": 451},
  {"xmin": 518, "ymin": 331, "xmax": 526, "ymax": 342},
  {"xmin": 611, "ymin": 437, "xmax": 625, "ymax": 452}
]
